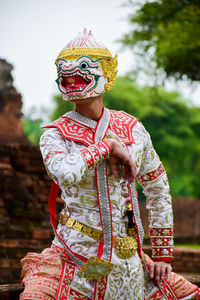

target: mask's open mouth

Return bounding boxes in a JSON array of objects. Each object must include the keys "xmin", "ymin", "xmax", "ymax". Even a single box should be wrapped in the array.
[{"xmin": 61, "ymin": 71, "xmax": 91, "ymax": 93}]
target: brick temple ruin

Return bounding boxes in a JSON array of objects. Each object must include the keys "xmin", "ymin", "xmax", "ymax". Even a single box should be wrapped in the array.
[{"xmin": 0, "ymin": 59, "xmax": 199, "ymax": 297}]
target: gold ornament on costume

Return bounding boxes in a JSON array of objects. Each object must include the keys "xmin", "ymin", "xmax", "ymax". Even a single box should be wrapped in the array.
[
  {"xmin": 77, "ymin": 256, "xmax": 115, "ymax": 281},
  {"xmin": 59, "ymin": 213, "xmax": 138, "ymax": 259}
]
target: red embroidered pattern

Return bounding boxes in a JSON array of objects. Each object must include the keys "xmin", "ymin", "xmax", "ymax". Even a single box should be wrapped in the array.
[
  {"xmin": 42, "ymin": 110, "xmax": 138, "ymax": 146},
  {"xmin": 43, "ymin": 117, "xmax": 94, "ymax": 146},
  {"xmin": 168, "ymin": 273, "xmax": 200, "ymax": 299},
  {"xmin": 56, "ymin": 259, "xmax": 76, "ymax": 300},
  {"xmin": 68, "ymin": 289, "xmax": 91, "ymax": 299},
  {"xmin": 160, "ymin": 280, "xmax": 178, "ymax": 299},
  {"xmin": 20, "ymin": 291, "xmax": 54, "ymax": 300},
  {"xmin": 95, "ymin": 276, "xmax": 108, "ymax": 300},
  {"xmin": 137, "ymin": 164, "xmax": 165, "ymax": 183},
  {"xmin": 80, "ymin": 141, "xmax": 110, "ymax": 170},
  {"xmin": 109, "ymin": 110, "xmax": 138, "ymax": 144},
  {"xmin": 149, "ymin": 228, "xmax": 173, "ymax": 262},
  {"xmin": 52, "ymin": 244, "xmax": 73, "ymax": 261},
  {"xmin": 194, "ymin": 288, "xmax": 200, "ymax": 299},
  {"xmin": 147, "ymin": 289, "xmax": 164, "ymax": 300}
]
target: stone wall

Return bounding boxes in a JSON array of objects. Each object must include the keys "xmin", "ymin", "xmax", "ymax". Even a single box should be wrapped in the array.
[
  {"xmin": 0, "ymin": 59, "xmax": 63, "ymax": 284},
  {"xmin": 0, "ymin": 59, "xmax": 29, "ymax": 146},
  {"xmin": 0, "ymin": 144, "xmax": 52, "ymax": 283}
]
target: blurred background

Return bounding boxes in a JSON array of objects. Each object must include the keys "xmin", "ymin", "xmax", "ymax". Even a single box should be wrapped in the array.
[{"xmin": 0, "ymin": 0, "xmax": 200, "ymax": 296}]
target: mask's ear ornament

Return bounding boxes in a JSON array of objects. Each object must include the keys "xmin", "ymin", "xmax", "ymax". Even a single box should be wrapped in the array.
[{"xmin": 55, "ymin": 29, "xmax": 118, "ymax": 101}]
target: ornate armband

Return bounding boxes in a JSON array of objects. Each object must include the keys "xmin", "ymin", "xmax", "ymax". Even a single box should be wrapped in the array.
[
  {"xmin": 149, "ymin": 228, "xmax": 174, "ymax": 262},
  {"xmin": 137, "ymin": 164, "xmax": 165, "ymax": 183},
  {"xmin": 79, "ymin": 140, "xmax": 110, "ymax": 170}
]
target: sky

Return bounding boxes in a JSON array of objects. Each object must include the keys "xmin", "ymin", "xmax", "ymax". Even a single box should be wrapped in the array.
[{"xmin": 1, "ymin": 0, "xmax": 199, "ymax": 117}]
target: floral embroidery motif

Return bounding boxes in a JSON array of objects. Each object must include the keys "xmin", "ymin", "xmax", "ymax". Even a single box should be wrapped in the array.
[
  {"xmin": 137, "ymin": 163, "xmax": 165, "ymax": 182},
  {"xmin": 149, "ymin": 228, "xmax": 174, "ymax": 261}
]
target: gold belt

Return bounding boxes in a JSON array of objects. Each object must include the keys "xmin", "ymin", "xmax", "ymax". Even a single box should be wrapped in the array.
[{"xmin": 59, "ymin": 212, "xmax": 138, "ymax": 259}]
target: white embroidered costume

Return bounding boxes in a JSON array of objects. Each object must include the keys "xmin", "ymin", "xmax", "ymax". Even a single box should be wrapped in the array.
[
  {"xmin": 39, "ymin": 108, "xmax": 174, "ymax": 299},
  {"xmin": 20, "ymin": 30, "xmax": 200, "ymax": 300}
]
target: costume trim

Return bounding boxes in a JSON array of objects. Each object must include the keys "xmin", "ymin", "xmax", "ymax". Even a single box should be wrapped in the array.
[
  {"xmin": 94, "ymin": 276, "xmax": 108, "ymax": 300},
  {"xmin": 109, "ymin": 110, "xmax": 138, "ymax": 144},
  {"xmin": 56, "ymin": 258, "xmax": 76, "ymax": 300},
  {"xmin": 56, "ymin": 47, "xmax": 112, "ymax": 63},
  {"xmin": 96, "ymin": 164, "xmax": 113, "ymax": 261},
  {"xmin": 146, "ymin": 280, "xmax": 178, "ymax": 300},
  {"xmin": 80, "ymin": 141, "xmax": 110, "ymax": 170},
  {"xmin": 149, "ymin": 228, "xmax": 173, "ymax": 261},
  {"xmin": 137, "ymin": 163, "xmax": 165, "ymax": 183},
  {"xmin": 49, "ymin": 182, "xmax": 86, "ymax": 268},
  {"xmin": 42, "ymin": 117, "xmax": 94, "ymax": 146},
  {"xmin": 194, "ymin": 288, "xmax": 200, "ymax": 299},
  {"xmin": 168, "ymin": 272, "xmax": 200, "ymax": 299},
  {"xmin": 42, "ymin": 109, "xmax": 138, "ymax": 146},
  {"xmin": 68, "ymin": 289, "xmax": 92, "ymax": 300},
  {"xmin": 94, "ymin": 108, "xmax": 113, "ymax": 262}
]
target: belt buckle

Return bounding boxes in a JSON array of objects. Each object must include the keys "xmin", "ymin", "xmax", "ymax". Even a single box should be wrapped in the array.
[{"xmin": 77, "ymin": 256, "xmax": 115, "ymax": 281}]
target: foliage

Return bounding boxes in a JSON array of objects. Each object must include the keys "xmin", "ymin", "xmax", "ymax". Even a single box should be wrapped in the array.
[
  {"xmin": 103, "ymin": 76, "xmax": 200, "ymax": 198},
  {"xmin": 50, "ymin": 94, "xmax": 75, "ymax": 121},
  {"xmin": 121, "ymin": 0, "xmax": 200, "ymax": 81},
  {"xmin": 22, "ymin": 117, "xmax": 43, "ymax": 145}
]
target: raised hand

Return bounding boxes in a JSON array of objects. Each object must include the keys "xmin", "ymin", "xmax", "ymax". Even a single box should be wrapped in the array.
[{"xmin": 106, "ymin": 139, "xmax": 136, "ymax": 183}]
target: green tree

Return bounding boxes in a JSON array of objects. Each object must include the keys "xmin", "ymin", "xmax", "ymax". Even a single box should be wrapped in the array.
[
  {"xmin": 121, "ymin": 0, "xmax": 200, "ymax": 81},
  {"xmin": 22, "ymin": 117, "xmax": 43, "ymax": 145},
  {"xmin": 50, "ymin": 94, "xmax": 75, "ymax": 121}
]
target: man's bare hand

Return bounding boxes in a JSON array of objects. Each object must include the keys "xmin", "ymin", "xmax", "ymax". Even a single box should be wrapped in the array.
[
  {"xmin": 149, "ymin": 261, "xmax": 172, "ymax": 289},
  {"xmin": 106, "ymin": 139, "xmax": 136, "ymax": 183}
]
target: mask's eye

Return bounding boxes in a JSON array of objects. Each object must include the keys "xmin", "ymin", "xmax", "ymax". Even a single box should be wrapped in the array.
[{"xmin": 80, "ymin": 62, "xmax": 88, "ymax": 70}]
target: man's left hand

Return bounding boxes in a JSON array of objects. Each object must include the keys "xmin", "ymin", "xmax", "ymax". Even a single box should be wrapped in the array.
[{"xmin": 149, "ymin": 261, "xmax": 172, "ymax": 289}]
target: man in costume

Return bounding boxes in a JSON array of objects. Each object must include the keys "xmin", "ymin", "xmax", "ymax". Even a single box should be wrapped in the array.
[{"xmin": 20, "ymin": 29, "xmax": 200, "ymax": 300}]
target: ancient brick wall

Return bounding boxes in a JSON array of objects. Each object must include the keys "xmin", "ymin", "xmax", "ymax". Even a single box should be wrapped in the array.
[
  {"xmin": 0, "ymin": 59, "xmax": 63, "ymax": 284},
  {"xmin": 0, "ymin": 144, "xmax": 52, "ymax": 283},
  {"xmin": 0, "ymin": 59, "xmax": 29, "ymax": 146}
]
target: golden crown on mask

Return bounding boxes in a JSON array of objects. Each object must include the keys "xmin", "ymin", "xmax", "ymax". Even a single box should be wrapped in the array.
[{"xmin": 56, "ymin": 44, "xmax": 118, "ymax": 91}]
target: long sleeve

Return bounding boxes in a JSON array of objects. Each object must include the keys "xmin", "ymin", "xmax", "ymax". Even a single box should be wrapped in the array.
[
  {"xmin": 137, "ymin": 124, "xmax": 174, "ymax": 262},
  {"xmin": 39, "ymin": 128, "xmax": 110, "ymax": 187}
]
